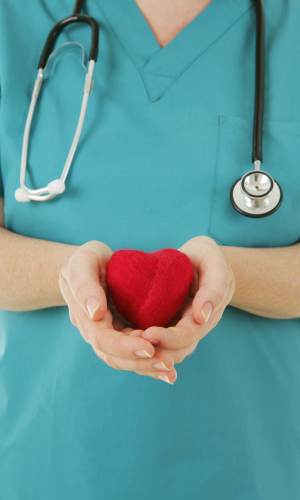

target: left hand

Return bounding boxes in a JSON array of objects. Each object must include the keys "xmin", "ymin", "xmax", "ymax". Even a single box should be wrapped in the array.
[{"xmin": 123, "ymin": 236, "xmax": 235, "ymax": 380}]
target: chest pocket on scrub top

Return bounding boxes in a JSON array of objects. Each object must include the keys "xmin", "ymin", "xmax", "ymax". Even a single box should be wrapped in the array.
[{"xmin": 209, "ymin": 114, "xmax": 300, "ymax": 248}]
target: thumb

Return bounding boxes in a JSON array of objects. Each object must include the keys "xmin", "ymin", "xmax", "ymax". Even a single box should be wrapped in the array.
[
  {"xmin": 60, "ymin": 242, "xmax": 113, "ymax": 321},
  {"xmin": 191, "ymin": 253, "xmax": 231, "ymax": 325}
]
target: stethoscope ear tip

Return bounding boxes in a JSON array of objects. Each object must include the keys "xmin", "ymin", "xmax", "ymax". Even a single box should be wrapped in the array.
[
  {"xmin": 15, "ymin": 188, "xmax": 31, "ymax": 203},
  {"xmin": 47, "ymin": 179, "xmax": 65, "ymax": 195},
  {"xmin": 14, "ymin": 180, "xmax": 65, "ymax": 202}
]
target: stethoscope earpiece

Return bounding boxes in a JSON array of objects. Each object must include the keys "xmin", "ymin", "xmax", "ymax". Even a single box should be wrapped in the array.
[
  {"xmin": 15, "ymin": 187, "xmax": 31, "ymax": 203},
  {"xmin": 231, "ymin": 163, "xmax": 283, "ymax": 218}
]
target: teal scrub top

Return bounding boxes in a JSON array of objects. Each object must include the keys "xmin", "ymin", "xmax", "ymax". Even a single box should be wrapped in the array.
[{"xmin": 1, "ymin": 1, "xmax": 300, "ymax": 498}]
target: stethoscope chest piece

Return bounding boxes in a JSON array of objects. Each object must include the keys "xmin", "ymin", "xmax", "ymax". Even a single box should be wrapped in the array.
[{"xmin": 231, "ymin": 167, "xmax": 283, "ymax": 218}]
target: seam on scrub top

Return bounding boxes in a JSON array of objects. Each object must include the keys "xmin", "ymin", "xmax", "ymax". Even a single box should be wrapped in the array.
[
  {"xmin": 93, "ymin": 2, "xmax": 153, "ymax": 88},
  {"xmin": 142, "ymin": 70, "xmax": 175, "ymax": 81},
  {"xmin": 141, "ymin": 4, "xmax": 255, "ymax": 102},
  {"xmin": 139, "ymin": 73, "xmax": 175, "ymax": 103},
  {"xmin": 224, "ymin": 120, "xmax": 300, "ymax": 136},
  {"xmin": 94, "ymin": 2, "xmax": 255, "ymax": 103},
  {"xmin": 207, "ymin": 115, "xmax": 227, "ymax": 247}
]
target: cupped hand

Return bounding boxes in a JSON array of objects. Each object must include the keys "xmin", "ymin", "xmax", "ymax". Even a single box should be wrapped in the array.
[
  {"xmin": 124, "ymin": 236, "xmax": 235, "ymax": 373},
  {"xmin": 59, "ymin": 241, "xmax": 176, "ymax": 384}
]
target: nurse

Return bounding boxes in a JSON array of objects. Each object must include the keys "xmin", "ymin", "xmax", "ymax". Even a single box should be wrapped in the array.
[{"xmin": 0, "ymin": 0, "xmax": 300, "ymax": 499}]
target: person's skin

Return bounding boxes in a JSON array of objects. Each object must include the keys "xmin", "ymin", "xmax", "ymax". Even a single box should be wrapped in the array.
[
  {"xmin": 1, "ymin": 0, "xmax": 300, "ymax": 384},
  {"xmin": 133, "ymin": 0, "xmax": 214, "ymax": 48}
]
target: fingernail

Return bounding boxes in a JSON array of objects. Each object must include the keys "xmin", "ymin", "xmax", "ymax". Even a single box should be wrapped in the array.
[
  {"xmin": 87, "ymin": 297, "xmax": 101, "ymax": 319},
  {"xmin": 157, "ymin": 375, "xmax": 173, "ymax": 385},
  {"xmin": 134, "ymin": 350, "xmax": 153, "ymax": 358},
  {"xmin": 153, "ymin": 362, "xmax": 171, "ymax": 371},
  {"xmin": 149, "ymin": 339, "xmax": 159, "ymax": 345},
  {"xmin": 201, "ymin": 302, "xmax": 213, "ymax": 323}
]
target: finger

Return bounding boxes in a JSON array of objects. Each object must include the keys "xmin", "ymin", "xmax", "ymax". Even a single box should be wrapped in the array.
[
  {"xmin": 61, "ymin": 276, "xmax": 156, "ymax": 359},
  {"xmin": 93, "ymin": 347, "xmax": 177, "ymax": 384},
  {"xmin": 135, "ymin": 370, "xmax": 176, "ymax": 385},
  {"xmin": 59, "ymin": 273, "xmax": 111, "ymax": 329},
  {"xmin": 192, "ymin": 250, "xmax": 234, "ymax": 325},
  {"xmin": 126, "ymin": 328, "xmax": 160, "ymax": 344},
  {"xmin": 60, "ymin": 247, "xmax": 110, "ymax": 321},
  {"xmin": 122, "ymin": 327, "xmax": 135, "ymax": 334},
  {"xmin": 141, "ymin": 313, "xmax": 205, "ymax": 350},
  {"xmin": 154, "ymin": 339, "xmax": 199, "ymax": 365}
]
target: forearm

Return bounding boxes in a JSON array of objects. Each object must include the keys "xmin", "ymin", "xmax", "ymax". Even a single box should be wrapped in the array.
[
  {"xmin": 0, "ymin": 223, "xmax": 78, "ymax": 311},
  {"xmin": 221, "ymin": 243, "xmax": 300, "ymax": 319}
]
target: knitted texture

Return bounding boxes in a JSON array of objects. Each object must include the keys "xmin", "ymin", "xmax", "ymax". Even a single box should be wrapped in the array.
[{"xmin": 106, "ymin": 248, "xmax": 194, "ymax": 330}]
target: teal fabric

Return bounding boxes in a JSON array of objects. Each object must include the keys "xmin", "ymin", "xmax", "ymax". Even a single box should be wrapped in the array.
[
  {"xmin": 0, "ymin": 0, "xmax": 300, "ymax": 498},
  {"xmin": 0, "ymin": 90, "xmax": 3, "ymax": 197}
]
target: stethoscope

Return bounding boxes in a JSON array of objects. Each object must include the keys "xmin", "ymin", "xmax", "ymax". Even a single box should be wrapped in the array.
[
  {"xmin": 15, "ymin": 0, "xmax": 98, "ymax": 203},
  {"xmin": 230, "ymin": 0, "xmax": 283, "ymax": 218},
  {"xmin": 15, "ymin": 0, "xmax": 283, "ymax": 219}
]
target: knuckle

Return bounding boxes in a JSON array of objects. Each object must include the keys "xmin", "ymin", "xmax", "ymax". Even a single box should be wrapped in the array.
[
  {"xmin": 69, "ymin": 310, "xmax": 78, "ymax": 328},
  {"xmin": 93, "ymin": 346, "xmax": 104, "ymax": 358},
  {"xmin": 194, "ymin": 235, "xmax": 215, "ymax": 248},
  {"xmin": 172, "ymin": 348, "xmax": 187, "ymax": 364},
  {"xmin": 104, "ymin": 354, "xmax": 121, "ymax": 371},
  {"xmin": 75, "ymin": 318, "xmax": 94, "ymax": 345},
  {"xmin": 93, "ymin": 348, "xmax": 107, "ymax": 364},
  {"xmin": 74, "ymin": 248, "xmax": 98, "ymax": 267},
  {"xmin": 174, "ymin": 340, "xmax": 198, "ymax": 364},
  {"xmin": 93, "ymin": 332, "xmax": 105, "ymax": 353},
  {"xmin": 182, "ymin": 346, "xmax": 193, "ymax": 361},
  {"xmin": 172, "ymin": 331, "xmax": 188, "ymax": 349},
  {"xmin": 187, "ymin": 340, "xmax": 198, "ymax": 356},
  {"xmin": 79, "ymin": 327, "xmax": 91, "ymax": 345},
  {"xmin": 174, "ymin": 351, "xmax": 186, "ymax": 364}
]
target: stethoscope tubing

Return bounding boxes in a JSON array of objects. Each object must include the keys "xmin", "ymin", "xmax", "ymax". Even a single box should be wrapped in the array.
[
  {"xmin": 16, "ymin": 3, "xmax": 99, "ymax": 202},
  {"xmin": 16, "ymin": 0, "xmax": 282, "ymax": 217},
  {"xmin": 252, "ymin": 0, "xmax": 264, "ymax": 164},
  {"xmin": 19, "ymin": 61, "xmax": 95, "ymax": 201},
  {"xmin": 38, "ymin": 14, "xmax": 99, "ymax": 70}
]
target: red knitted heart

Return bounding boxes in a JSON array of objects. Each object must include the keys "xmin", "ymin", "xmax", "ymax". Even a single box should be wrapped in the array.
[{"xmin": 106, "ymin": 248, "xmax": 194, "ymax": 330}]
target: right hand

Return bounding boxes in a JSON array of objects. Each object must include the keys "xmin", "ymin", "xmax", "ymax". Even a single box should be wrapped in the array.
[{"xmin": 59, "ymin": 241, "xmax": 177, "ymax": 384}]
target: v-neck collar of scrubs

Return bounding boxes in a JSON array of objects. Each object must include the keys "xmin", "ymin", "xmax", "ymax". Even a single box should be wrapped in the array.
[{"xmin": 95, "ymin": 0, "xmax": 254, "ymax": 102}]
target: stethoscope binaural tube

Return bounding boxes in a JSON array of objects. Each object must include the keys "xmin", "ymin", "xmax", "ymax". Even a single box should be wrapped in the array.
[
  {"xmin": 15, "ymin": 0, "xmax": 99, "ymax": 202},
  {"xmin": 231, "ymin": 0, "xmax": 283, "ymax": 218}
]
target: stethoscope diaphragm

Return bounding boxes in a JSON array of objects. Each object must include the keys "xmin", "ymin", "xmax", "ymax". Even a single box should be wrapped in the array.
[{"xmin": 230, "ymin": 168, "xmax": 283, "ymax": 218}]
